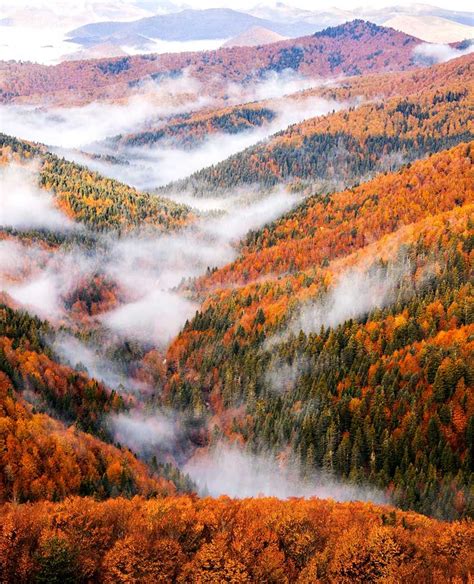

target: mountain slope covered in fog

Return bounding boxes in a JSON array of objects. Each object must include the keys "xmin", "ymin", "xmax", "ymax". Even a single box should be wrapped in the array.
[
  {"xmin": 165, "ymin": 74, "xmax": 474, "ymax": 194},
  {"xmin": 162, "ymin": 142, "xmax": 474, "ymax": 519}
]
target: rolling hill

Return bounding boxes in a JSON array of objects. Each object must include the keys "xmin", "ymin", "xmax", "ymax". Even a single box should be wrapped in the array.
[
  {"xmin": 164, "ymin": 78, "xmax": 474, "ymax": 194},
  {"xmin": 0, "ymin": 21, "xmax": 422, "ymax": 106},
  {"xmin": 0, "ymin": 303, "xmax": 183, "ymax": 502}
]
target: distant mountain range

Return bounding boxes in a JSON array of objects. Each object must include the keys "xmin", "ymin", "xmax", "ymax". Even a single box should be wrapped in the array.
[
  {"xmin": 383, "ymin": 15, "xmax": 474, "ymax": 43},
  {"xmin": 67, "ymin": 8, "xmax": 317, "ymax": 46},
  {"xmin": 66, "ymin": 5, "xmax": 473, "ymax": 49},
  {"xmin": 250, "ymin": 3, "xmax": 473, "ymax": 28}
]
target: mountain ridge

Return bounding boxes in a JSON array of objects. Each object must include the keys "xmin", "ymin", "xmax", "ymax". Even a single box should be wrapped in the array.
[{"xmin": 0, "ymin": 20, "xmax": 422, "ymax": 106}]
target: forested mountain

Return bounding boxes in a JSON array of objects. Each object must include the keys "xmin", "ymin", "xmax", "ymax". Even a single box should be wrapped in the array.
[
  {"xmin": 0, "ymin": 134, "xmax": 192, "ymax": 232},
  {"xmin": 114, "ymin": 105, "xmax": 278, "ymax": 150},
  {"xmin": 165, "ymin": 80, "xmax": 473, "ymax": 194},
  {"xmin": 161, "ymin": 143, "xmax": 474, "ymax": 519},
  {"xmin": 0, "ymin": 21, "xmax": 421, "ymax": 106},
  {"xmin": 117, "ymin": 52, "xmax": 473, "ymax": 153}
]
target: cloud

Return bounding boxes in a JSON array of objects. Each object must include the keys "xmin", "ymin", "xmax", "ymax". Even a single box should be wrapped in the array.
[
  {"xmin": 108, "ymin": 411, "xmax": 178, "ymax": 453},
  {"xmin": 0, "ymin": 163, "xmax": 75, "ymax": 231},
  {"xmin": 52, "ymin": 333, "xmax": 147, "ymax": 392},
  {"xmin": 102, "ymin": 289, "xmax": 197, "ymax": 345},
  {"xmin": 77, "ymin": 93, "xmax": 342, "ymax": 190},
  {"xmin": 7, "ymin": 272, "xmax": 62, "ymax": 319},
  {"xmin": 1, "ymin": 242, "xmax": 97, "ymax": 321},
  {"xmin": 1, "ymin": 65, "xmax": 343, "ymax": 191},
  {"xmin": 0, "ymin": 239, "xmax": 48, "ymax": 282},
  {"xmin": 123, "ymin": 37, "xmax": 228, "ymax": 56},
  {"xmin": 412, "ymin": 41, "xmax": 474, "ymax": 65},
  {"xmin": 265, "ymin": 355, "xmax": 309, "ymax": 394},
  {"xmin": 290, "ymin": 263, "xmax": 404, "ymax": 336},
  {"xmin": 0, "ymin": 184, "xmax": 299, "ymax": 343},
  {"xmin": 0, "ymin": 74, "xmax": 208, "ymax": 149},
  {"xmin": 227, "ymin": 70, "xmax": 326, "ymax": 102},
  {"xmin": 185, "ymin": 442, "xmax": 386, "ymax": 502},
  {"xmin": 201, "ymin": 189, "xmax": 299, "ymax": 240},
  {"xmin": 101, "ymin": 191, "xmax": 298, "ymax": 343}
]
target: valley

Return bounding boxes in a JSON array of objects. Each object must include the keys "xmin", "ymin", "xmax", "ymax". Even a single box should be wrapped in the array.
[{"xmin": 0, "ymin": 10, "xmax": 473, "ymax": 582}]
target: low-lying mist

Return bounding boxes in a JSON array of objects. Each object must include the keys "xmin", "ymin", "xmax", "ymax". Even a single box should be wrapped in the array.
[
  {"xmin": 0, "ymin": 69, "xmax": 343, "ymax": 191},
  {"xmin": 0, "ymin": 163, "xmax": 76, "ymax": 231},
  {"xmin": 75, "ymin": 95, "xmax": 343, "ymax": 190},
  {"xmin": 0, "ymin": 161, "xmax": 299, "ymax": 349},
  {"xmin": 264, "ymin": 259, "xmax": 417, "ymax": 353},
  {"xmin": 292, "ymin": 264, "xmax": 401, "ymax": 336},
  {"xmin": 0, "ymin": 73, "xmax": 209, "ymax": 149},
  {"xmin": 185, "ymin": 442, "xmax": 386, "ymax": 503},
  {"xmin": 413, "ymin": 41, "xmax": 474, "ymax": 65}
]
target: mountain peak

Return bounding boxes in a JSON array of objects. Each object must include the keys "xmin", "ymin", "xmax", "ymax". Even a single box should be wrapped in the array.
[{"xmin": 315, "ymin": 19, "xmax": 397, "ymax": 39}]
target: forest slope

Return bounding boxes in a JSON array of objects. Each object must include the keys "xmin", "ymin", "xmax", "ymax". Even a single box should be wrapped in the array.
[
  {"xmin": 0, "ymin": 305, "xmax": 177, "ymax": 503},
  {"xmin": 120, "ymin": 52, "xmax": 474, "ymax": 152},
  {"xmin": 0, "ymin": 134, "xmax": 192, "ymax": 232},
  {"xmin": 161, "ymin": 143, "xmax": 474, "ymax": 519},
  {"xmin": 165, "ymin": 81, "xmax": 474, "ymax": 194}
]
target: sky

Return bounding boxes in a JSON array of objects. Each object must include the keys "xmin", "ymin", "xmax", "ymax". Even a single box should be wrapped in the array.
[{"xmin": 1, "ymin": 0, "xmax": 473, "ymax": 17}]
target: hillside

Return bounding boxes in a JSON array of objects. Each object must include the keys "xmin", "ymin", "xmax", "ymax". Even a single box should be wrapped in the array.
[
  {"xmin": 0, "ymin": 304, "xmax": 180, "ymax": 502},
  {"xmin": 0, "ymin": 134, "xmax": 192, "ymax": 232},
  {"xmin": 114, "ymin": 104, "xmax": 278, "ymax": 150},
  {"xmin": 313, "ymin": 50, "xmax": 474, "ymax": 101},
  {"xmin": 161, "ymin": 142, "xmax": 474, "ymax": 519},
  {"xmin": 165, "ymin": 81, "xmax": 474, "ymax": 194},
  {"xmin": 0, "ymin": 21, "xmax": 422, "ymax": 106},
  {"xmin": 115, "ymin": 52, "xmax": 473, "ymax": 153}
]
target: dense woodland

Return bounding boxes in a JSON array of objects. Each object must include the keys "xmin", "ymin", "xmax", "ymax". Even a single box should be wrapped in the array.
[
  {"xmin": 0, "ymin": 134, "xmax": 192, "ymax": 232},
  {"xmin": 0, "ymin": 370, "xmax": 176, "ymax": 503},
  {"xmin": 117, "ymin": 106, "xmax": 277, "ymax": 150},
  {"xmin": 0, "ymin": 26, "xmax": 473, "ymax": 581},
  {"xmin": 125, "ymin": 53, "xmax": 474, "ymax": 157},
  {"xmin": 162, "ymin": 143, "xmax": 474, "ymax": 519},
  {"xmin": 0, "ymin": 304, "xmax": 197, "ymax": 500},
  {"xmin": 165, "ymin": 83, "xmax": 474, "ymax": 194},
  {"xmin": 1, "ymin": 496, "xmax": 473, "ymax": 583}
]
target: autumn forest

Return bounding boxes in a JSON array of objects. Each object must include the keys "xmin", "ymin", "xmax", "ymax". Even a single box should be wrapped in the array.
[{"xmin": 0, "ymin": 7, "xmax": 473, "ymax": 583}]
